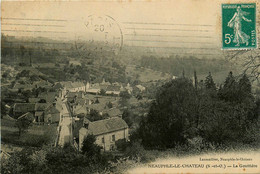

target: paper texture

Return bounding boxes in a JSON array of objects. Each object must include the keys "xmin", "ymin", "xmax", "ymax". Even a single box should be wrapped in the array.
[{"xmin": 1, "ymin": 0, "xmax": 259, "ymax": 173}]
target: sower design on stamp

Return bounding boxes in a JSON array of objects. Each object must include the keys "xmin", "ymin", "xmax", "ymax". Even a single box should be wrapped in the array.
[{"xmin": 222, "ymin": 3, "xmax": 257, "ymax": 49}]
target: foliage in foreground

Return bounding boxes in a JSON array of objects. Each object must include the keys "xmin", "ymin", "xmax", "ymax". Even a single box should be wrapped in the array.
[
  {"xmin": 134, "ymin": 72, "xmax": 259, "ymax": 149},
  {"xmin": 1, "ymin": 145, "xmax": 110, "ymax": 174}
]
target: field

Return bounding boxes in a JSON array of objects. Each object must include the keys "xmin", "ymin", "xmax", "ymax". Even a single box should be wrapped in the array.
[
  {"xmin": 126, "ymin": 65, "xmax": 171, "ymax": 83},
  {"xmin": 1, "ymin": 116, "xmax": 58, "ymax": 147}
]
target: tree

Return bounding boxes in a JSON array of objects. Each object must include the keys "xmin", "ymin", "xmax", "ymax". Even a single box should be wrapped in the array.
[
  {"xmin": 119, "ymin": 91, "xmax": 131, "ymax": 106},
  {"xmin": 88, "ymin": 109, "xmax": 103, "ymax": 121},
  {"xmin": 94, "ymin": 98, "xmax": 100, "ymax": 104},
  {"xmin": 218, "ymin": 71, "xmax": 239, "ymax": 102},
  {"xmin": 122, "ymin": 109, "xmax": 133, "ymax": 127},
  {"xmin": 107, "ymin": 101, "xmax": 113, "ymax": 108},
  {"xmin": 225, "ymin": 50, "xmax": 260, "ymax": 80},
  {"xmin": 194, "ymin": 70, "xmax": 198, "ymax": 90},
  {"xmin": 20, "ymin": 45, "xmax": 26, "ymax": 57},
  {"xmin": 137, "ymin": 78, "xmax": 198, "ymax": 149},
  {"xmin": 238, "ymin": 74, "xmax": 253, "ymax": 103},
  {"xmin": 81, "ymin": 135, "xmax": 102, "ymax": 157},
  {"xmin": 204, "ymin": 72, "xmax": 216, "ymax": 90},
  {"xmin": 100, "ymin": 89, "xmax": 106, "ymax": 95},
  {"xmin": 15, "ymin": 116, "xmax": 33, "ymax": 137}
]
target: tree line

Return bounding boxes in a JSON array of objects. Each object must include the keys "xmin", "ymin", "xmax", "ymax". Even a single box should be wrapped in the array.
[{"xmin": 140, "ymin": 55, "xmax": 234, "ymax": 78}]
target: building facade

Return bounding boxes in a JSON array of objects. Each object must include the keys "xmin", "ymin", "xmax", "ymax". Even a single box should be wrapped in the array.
[{"xmin": 79, "ymin": 117, "xmax": 128, "ymax": 151}]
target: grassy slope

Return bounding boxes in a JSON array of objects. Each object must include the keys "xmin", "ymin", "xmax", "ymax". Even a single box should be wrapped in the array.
[{"xmin": 1, "ymin": 117, "xmax": 58, "ymax": 147}]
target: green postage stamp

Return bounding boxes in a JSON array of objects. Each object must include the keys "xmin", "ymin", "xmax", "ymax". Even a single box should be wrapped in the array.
[{"xmin": 222, "ymin": 3, "xmax": 257, "ymax": 49}]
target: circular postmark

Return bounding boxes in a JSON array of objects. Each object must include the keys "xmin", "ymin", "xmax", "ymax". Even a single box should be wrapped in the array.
[{"xmin": 75, "ymin": 15, "xmax": 123, "ymax": 56}]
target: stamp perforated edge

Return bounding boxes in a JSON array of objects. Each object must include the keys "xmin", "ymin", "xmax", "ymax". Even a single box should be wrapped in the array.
[{"xmin": 220, "ymin": 2, "xmax": 259, "ymax": 51}]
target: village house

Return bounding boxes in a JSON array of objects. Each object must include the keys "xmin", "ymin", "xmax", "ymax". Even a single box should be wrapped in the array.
[
  {"xmin": 34, "ymin": 103, "xmax": 53, "ymax": 122},
  {"xmin": 38, "ymin": 92, "xmax": 59, "ymax": 103},
  {"xmin": 12, "ymin": 83, "xmax": 34, "ymax": 92},
  {"xmin": 32, "ymin": 80, "xmax": 52, "ymax": 89},
  {"xmin": 135, "ymin": 84, "xmax": 146, "ymax": 92},
  {"xmin": 13, "ymin": 103, "xmax": 35, "ymax": 118},
  {"xmin": 58, "ymin": 81, "xmax": 87, "ymax": 93},
  {"xmin": 69, "ymin": 60, "xmax": 82, "ymax": 66},
  {"xmin": 44, "ymin": 104, "xmax": 62, "ymax": 123},
  {"xmin": 103, "ymin": 108, "xmax": 122, "ymax": 118},
  {"xmin": 73, "ymin": 105, "xmax": 88, "ymax": 117},
  {"xmin": 105, "ymin": 85, "xmax": 122, "ymax": 96},
  {"xmin": 13, "ymin": 102, "xmax": 61, "ymax": 123},
  {"xmin": 125, "ymin": 83, "xmax": 133, "ymax": 94},
  {"xmin": 85, "ymin": 83, "xmax": 100, "ymax": 94},
  {"xmin": 79, "ymin": 117, "xmax": 129, "ymax": 151},
  {"xmin": 17, "ymin": 112, "xmax": 34, "ymax": 122}
]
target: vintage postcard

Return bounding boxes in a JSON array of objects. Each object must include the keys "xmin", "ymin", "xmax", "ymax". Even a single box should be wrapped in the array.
[{"xmin": 1, "ymin": 0, "xmax": 259, "ymax": 174}]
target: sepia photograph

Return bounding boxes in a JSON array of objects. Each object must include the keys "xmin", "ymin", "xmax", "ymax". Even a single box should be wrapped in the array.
[{"xmin": 1, "ymin": 0, "xmax": 260, "ymax": 173}]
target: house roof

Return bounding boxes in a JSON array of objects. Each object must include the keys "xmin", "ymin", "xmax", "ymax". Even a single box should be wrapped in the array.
[
  {"xmin": 67, "ymin": 92, "xmax": 83, "ymax": 98},
  {"xmin": 35, "ymin": 103, "xmax": 52, "ymax": 111},
  {"xmin": 13, "ymin": 83, "xmax": 33, "ymax": 90},
  {"xmin": 28, "ymin": 98, "xmax": 41, "ymax": 103},
  {"xmin": 33, "ymin": 80, "xmax": 52, "ymax": 87},
  {"xmin": 81, "ymin": 117, "xmax": 128, "ymax": 136},
  {"xmin": 53, "ymin": 83, "xmax": 63, "ymax": 90},
  {"xmin": 61, "ymin": 81, "xmax": 74, "ymax": 89},
  {"xmin": 35, "ymin": 111, "xmax": 44, "ymax": 117},
  {"xmin": 71, "ymin": 82, "xmax": 85, "ymax": 88},
  {"xmin": 18, "ymin": 112, "xmax": 34, "ymax": 121},
  {"xmin": 106, "ymin": 85, "xmax": 121, "ymax": 92},
  {"xmin": 90, "ymin": 83, "xmax": 100, "ymax": 89},
  {"xmin": 69, "ymin": 60, "xmax": 81, "ymax": 65},
  {"xmin": 14, "ymin": 103, "xmax": 35, "ymax": 113},
  {"xmin": 59, "ymin": 81, "xmax": 85, "ymax": 89},
  {"xmin": 104, "ymin": 108, "xmax": 122, "ymax": 117},
  {"xmin": 75, "ymin": 98, "xmax": 89, "ymax": 106},
  {"xmin": 85, "ymin": 88, "xmax": 100, "ymax": 93},
  {"xmin": 47, "ymin": 106, "xmax": 61, "ymax": 114},
  {"xmin": 74, "ymin": 105, "xmax": 88, "ymax": 115},
  {"xmin": 38, "ymin": 92, "xmax": 58, "ymax": 102},
  {"xmin": 87, "ymin": 103, "xmax": 105, "ymax": 112}
]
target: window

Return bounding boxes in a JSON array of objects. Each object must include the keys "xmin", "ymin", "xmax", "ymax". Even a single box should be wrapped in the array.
[
  {"xmin": 102, "ymin": 137, "xmax": 104, "ymax": 143},
  {"xmin": 112, "ymin": 135, "xmax": 115, "ymax": 142},
  {"xmin": 110, "ymin": 144, "xmax": 115, "ymax": 151}
]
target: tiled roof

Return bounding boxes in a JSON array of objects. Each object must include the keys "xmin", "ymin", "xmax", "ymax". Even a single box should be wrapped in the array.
[
  {"xmin": 104, "ymin": 108, "xmax": 122, "ymax": 117},
  {"xmin": 87, "ymin": 104, "xmax": 106, "ymax": 111},
  {"xmin": 38, "ymin": 92, "xmax": 58, "ymax": 102},
  {"xmin": 18, "ymin": 112, "xmax": 34, "ymax": 121},
  {"xmin": 67, "ymin": 92, "xmax": 83, "ymax": 98},
  {"xmin": 85, "ymin": 88, "xmax": 100, "ymax": 93},
  {"xmin": 71, "ymin": 82, "xmax": 85, "ymax": 88},
  {"xmin": 47, "ymin": 106, "xmax": 60, "ymax": 114},
  {"xmin": 14, "ymin": 103, "xmax": 35, "ymax": 113},
  {"xmin": 35, "ymin": 103, "xmax": 52, "ymax": 111},
  {"xmin": 28, "ymin": 98, "xmax": 41, "ymax": 103},
  {"xmin": 33, "ymin": 80, "xmax": 52, "ymax": 87},
  {"xmin": 75, "ymin": 98, "xmax": 89, "ymax": 105},
  {"xmin": 74, "ymin": 105, "xmax": 88, "ymax": 115},
  {"xmin": 81, "ymin": 117, "xmax": 128, "ymax": 136},
  {"xmin": 13, "ymin": 83, "xmax": 33, "ymax": 89}
]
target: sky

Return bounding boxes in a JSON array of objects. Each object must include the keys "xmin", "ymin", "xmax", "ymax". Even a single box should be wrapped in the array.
[{"xmin": 1, "ymin": 0, "xmax": 259, "ymax": 57}]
